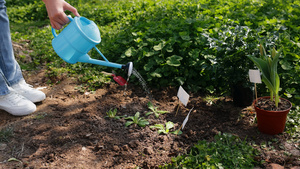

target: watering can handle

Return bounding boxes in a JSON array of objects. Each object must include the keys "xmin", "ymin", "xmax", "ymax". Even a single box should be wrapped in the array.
[{"xmin": 51, "ymin": 16, "xmax": 74, "ymax": 38}]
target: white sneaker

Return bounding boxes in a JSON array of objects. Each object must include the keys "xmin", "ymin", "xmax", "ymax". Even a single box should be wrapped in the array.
[
  {"xmin": 0, "ymin": 90, "xmax": 36, "ymax": 116},
  {"xmin": 12, "ymin": 80, "xmax": 46, "ymax": 103}
]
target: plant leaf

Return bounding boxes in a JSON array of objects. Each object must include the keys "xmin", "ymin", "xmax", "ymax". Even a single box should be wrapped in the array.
[
  {"xmin": 138, "ymin": 120, "xmax": 149, "ymax": 127},
  {"xmin": 146, "ymin": 112, "xmax": 153, "ymax": 116},
  {"xmin": 166, "ymin": 55, "xmax": 183, "ymax": 67},
  {"xmin": 147, "ymin": 102, "xmax": 155, "ymax": 112},
  {"xmin": 125, "ymin": 121, "xmax": 134, "ymax": 127},
  {"xmin": 247, "ymin": 55, "xmax": 274, "ymax": 91},
  {"xmin": 153, "ymin": 42, "xmax": 165, "ymax": 51},
  {"xmin": 133, "ymin": 112, "xmax": 140, "ymax": 123},
  {"xmin": 125, "ymin": 116, "xmax": 134, "ymax": 120},
  {"xmin": 171, "ymin": 130, "xmax": 183, "ymax": 135},
  {"xmin": 157, "ymin": 110, "xmax": 169, "ymax": 114},
  {"xmin": 165, "ymin": 121, "xmax": 174, "ymax": 130},
  {"xmin": 158, "ymin": 129, "xmax": 168, "ymax": 134},
  {"xmin": 150, "ymin": 124, "xmax": 164, "ymax": 130}
]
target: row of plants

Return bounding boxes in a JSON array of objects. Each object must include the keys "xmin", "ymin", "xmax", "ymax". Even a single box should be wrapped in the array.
[
  {"xmin": 1, "ymin": 103, "xmax": 298, "ymax": 168},
  {"xmin": 6, "ymin": 0, "xmax": 300, "ymax": 105},
  {"xmin": 105, "ymin": 102, "xmax": 181, "ymax": 134},
  {"xmin": 104, "ymin": 102, "xmax": 261, "ymax": 168}
]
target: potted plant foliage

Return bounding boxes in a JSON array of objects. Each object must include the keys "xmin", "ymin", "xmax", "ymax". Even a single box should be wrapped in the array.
[{"xmin": 247, "ymin": 44, "xmax": 292, "ymax": 135}]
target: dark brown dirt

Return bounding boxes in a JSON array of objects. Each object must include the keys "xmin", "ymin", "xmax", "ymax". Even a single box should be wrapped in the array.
[
  {"xmin": 0, "ymin": 69, "xmax": 299, "ymax": 169},
  {"xmin": 255, "ymin": 97, "xmax": 292, "ymax": 111}
]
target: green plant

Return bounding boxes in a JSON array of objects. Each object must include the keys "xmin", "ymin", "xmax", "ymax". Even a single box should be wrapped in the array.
[
  {"xmin": 32, "ymin": 112, "xmax": 47, "ymax": 120},
  {"xmin": 146, "ymin": 102, "xmax": 169, "ymax": 118},
  {"xmin": 125, "ymin": 112, "xmax": 149, "ymax": 127},
  {"xmin": 150, "ymin": 121, "xmax": 182, "ymax": 135},
  {"xmin": 285, "ymin": 106, "xmax": 300, "ymax": 143},
  {"xmin": 247, "ymin": 44, "xmax": 282, "ymax": 107},
  {"xmin": 8, "ymin": 0, "xmax": 300, "ymax": 103},
  {"xmin": 161, "ymin": 133, "xmax": 259, "ymax": 169},
  {"xmin": 0, "ymin": 127, "xmax": 14, "ymax": 142},
  {"xmin": 105, "ymin": 108, "xmax": 123, "ymax": 120},
  {"xmin": 203, "ymin": 95, "xmax": 220, "ymax": 106}
]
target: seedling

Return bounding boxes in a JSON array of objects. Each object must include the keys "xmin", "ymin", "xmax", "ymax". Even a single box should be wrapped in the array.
[
  {"xmin": 125, "ymin": 112, "xmax": 149, "ymax": 127},
  {"xmin": 203, "ymin": 95, "xmax": 219, "ymax": 106},
  {"xmin": 105, "ymin": 108, "xmax": 123, "ymax": 120},
  {"xmin": 146, "ymin": 102, "xmax": 169, "ymax": 118},
  {"xmin": 150, "ymin": 121, "xmax": 182, "ymax": 135}
]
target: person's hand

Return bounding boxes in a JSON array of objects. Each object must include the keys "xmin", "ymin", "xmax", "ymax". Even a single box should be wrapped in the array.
[{"xmin": 43, "ymin": 0, "xmax": 80, "ymax": 30}]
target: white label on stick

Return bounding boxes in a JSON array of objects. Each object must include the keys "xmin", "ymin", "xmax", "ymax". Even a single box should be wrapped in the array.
[
  {"xmin": 182, "ymin": 107, "xmax": 194, "ymax": 130},
  {"xmin": 177, "ymin": 86, "xmax": 189, "ymax": 106},
  {"xmin": 249, "ymin": 69, "xmax": 262, "ymax": 83}
]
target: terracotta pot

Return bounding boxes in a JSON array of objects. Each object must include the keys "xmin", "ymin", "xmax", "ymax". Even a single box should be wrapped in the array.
[{"xmin": 253, "ymin": 96, "xmax": 292, "ymax": 135}]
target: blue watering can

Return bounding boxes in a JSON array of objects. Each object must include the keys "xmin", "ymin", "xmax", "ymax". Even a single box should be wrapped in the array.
[{"xmin": 51, "ymin": 16, "xmax": 133, "ymax": 76}]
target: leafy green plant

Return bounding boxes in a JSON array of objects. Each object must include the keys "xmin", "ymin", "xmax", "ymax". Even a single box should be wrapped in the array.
[
  {"xmin": 247, "ymin": 44, "xmax": 282, "ymax": 107},
  {"xmin": 105, "ymin": 108, "xmax": 123, "ymax": 120},
  {"xmin": 146, "ymin": 102, "xmax": 169, "ymax": 118},
  {"xmin": 125, "ymin": 112, "xmax": 149, "ymax": 127},
  {"xmin": 285, "ymin": 106, "xmax": 300, "ymax": 143},
  {"xmin": 8, "ymin": 0, "xmax": 300, "ymax": 104},
  {"xmin": 203, "ymin": 95, "xmax": 220, "ymax": 106},
  {"xmin": 161, "ymin": 133, "xmax": 259, "ymax": 169},
  {"xmin": 150, "ymin": 121, "xmax": 182, "ymax": 135}
]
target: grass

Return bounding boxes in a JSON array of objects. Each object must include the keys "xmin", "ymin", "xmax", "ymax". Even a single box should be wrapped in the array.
[
  {"xmin": 0, "ymin": 127, "xmax": 14, "ymax": 142},
  {"xmin": 161, "ymin": 133, "xmax": 259, "ymax": 168}
]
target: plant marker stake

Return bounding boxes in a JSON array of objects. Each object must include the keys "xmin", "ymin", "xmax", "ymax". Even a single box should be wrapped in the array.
[
  {"xmin": 178, "ymin": 107, "xmax": 194, "ymax": 132},
  {"xmin": 175, "ymin": 102, "xmax": 180, "ymax": 116},
  {"xmin": 175, "ymin": 86, "xmax": 190, "ymax": 116},
  {"xmin": 249, "ymin": 69, "xmax": 262, "ymax": 103},
  {"xmin": 254, "ymin": 82, "xmax": 259, "ymax": 103}
]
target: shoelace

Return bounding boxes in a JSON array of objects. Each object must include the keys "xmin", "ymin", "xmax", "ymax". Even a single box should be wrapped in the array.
[{"xmin": 3, "ymin": 91, "xmax": 25, "ymax": 106}]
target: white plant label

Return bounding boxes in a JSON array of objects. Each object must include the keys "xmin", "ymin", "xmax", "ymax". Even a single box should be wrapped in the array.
[
  {"xmin": 182, "ymin": 107, "xmax": 194, "ymax": 130},
  {"xmin": 177, "ymin": 86, "xmax": 189, "ymax": 106},
  {"xmin": 249, "ymin": 69, "xmax": 262, "ymax": 83}
]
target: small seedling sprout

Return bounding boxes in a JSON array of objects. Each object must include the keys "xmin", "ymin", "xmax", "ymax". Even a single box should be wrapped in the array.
[
  {"xmin": 146, "ymin": 102, "xmax": 169, "ymax": 118},
  {"xmin": 150, "ymin": 121, "xmax": 182, "ymax": 135},
  {"xmin": 125, "ymin": 112, "xmax": 149, "ymax": 127}
]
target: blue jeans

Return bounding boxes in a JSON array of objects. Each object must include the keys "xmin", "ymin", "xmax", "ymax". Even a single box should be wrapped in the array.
[{"xmin": 0, "ymin": 0, "xmax": 24, "ymax": 95}]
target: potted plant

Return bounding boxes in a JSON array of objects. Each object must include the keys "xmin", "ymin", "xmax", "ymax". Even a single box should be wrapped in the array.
[{"xmin": 247, "ymin": 44, "xmax": 292, "ymax": 135}]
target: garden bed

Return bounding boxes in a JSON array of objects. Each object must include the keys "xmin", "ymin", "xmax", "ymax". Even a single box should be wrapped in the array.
[{"xmin": 0, "ymin": 69, "xmax": 299, "ymax": 168}]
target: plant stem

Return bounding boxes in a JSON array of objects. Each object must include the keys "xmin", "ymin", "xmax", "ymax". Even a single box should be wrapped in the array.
[
  {"xmin": 275, "ymin": 94, "xmax": 279, "ymax": 108},
  {"xmin": 270, "ymin": 91, "xmax": 274, "ymax": 102}
]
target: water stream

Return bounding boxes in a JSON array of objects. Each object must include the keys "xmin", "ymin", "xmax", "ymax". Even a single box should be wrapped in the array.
[{"xmin": 124, "ymin": 68, "xmax": 153, "ymax": 100}]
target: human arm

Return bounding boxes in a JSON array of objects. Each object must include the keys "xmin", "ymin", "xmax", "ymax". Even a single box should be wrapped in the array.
[{"xmin": 42, "ymin": 0, "xmax": 80, "ymax": 30}]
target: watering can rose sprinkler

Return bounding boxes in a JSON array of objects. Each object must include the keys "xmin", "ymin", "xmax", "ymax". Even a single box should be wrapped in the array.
[{"xmin": 51, "ymin": 16, "xmax": 133, "ymax": 78}]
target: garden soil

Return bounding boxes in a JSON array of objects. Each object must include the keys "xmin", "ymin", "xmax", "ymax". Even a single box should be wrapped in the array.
[{"xmin": 0, "ymin": 69, "xmax": 299, "ymax": 169}]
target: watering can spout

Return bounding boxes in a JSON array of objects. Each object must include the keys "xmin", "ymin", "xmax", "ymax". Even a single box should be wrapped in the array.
[
  {"xmin": 78, "ymin": 54, "xmax": 133, "ymax": 77},
  {"xmin": 122, "ymin": 62, "xmax": 133, "ymax": 77}
]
